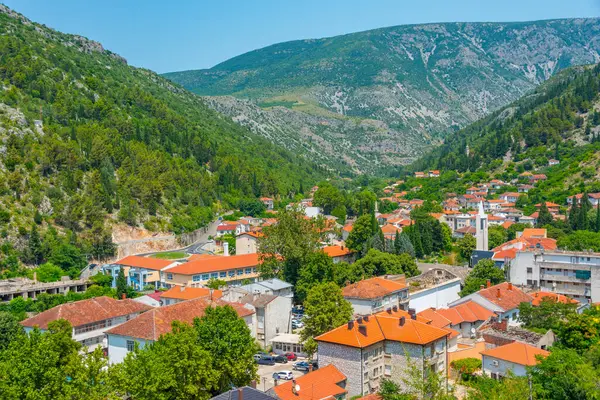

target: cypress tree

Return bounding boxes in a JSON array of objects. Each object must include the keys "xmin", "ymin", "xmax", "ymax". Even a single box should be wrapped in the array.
[
  {"xmin": 536, "ymin": 202, "xmax": 553, "ymax": 227},
  {"xmin": 116, "ymin": 268, "xmax": 128, "ymax": 299},
  {"xmin": 394, "ymin": 231, "xmax": 401, "ymax": 255}
]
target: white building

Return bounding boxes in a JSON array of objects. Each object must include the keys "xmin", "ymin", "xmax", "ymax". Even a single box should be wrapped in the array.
[
  {"xmin": 475, "ymin": 202, "xmax": 488, "ymax": 251},
  {"xmin": 238, "ymin": 293, "xmax": 292, "ymax": 349},
  {"xmin": 342, "ymin": 276, "xmax": 409, "ymax": 315},
  {"xmin": 21, "ymin": 296, "xmax": 151, "ymax": 352},
  {"xmin": 238, "ymin": 278, "xmax": 294, "ymax": 298},
  {"xmin": 235, "ymin": 232, "xmax": 261, "ymax": 255},
  {"xmin": 509, "ymin": 249, "xmax": 600, "ymax": 304},
  {"xmin": 406, "ymin": 269, "xmax": 461, "ymax": 313},
  {"xmin": 481, "ymin": 341, "xmax": 549, "ymax": 379}
]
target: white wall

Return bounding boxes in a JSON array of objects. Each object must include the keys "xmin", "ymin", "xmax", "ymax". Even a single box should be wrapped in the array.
[
  {"xmin": 482, "ymin": 355, "xmax": 527, "ymax": 378},
  {"xmin": 409, "ymin": 280, "xmax": 461, "ymax": 313},
  {"xmin": 107, "ymin": 334, "xmax": 150, "ymax": 364},
  {"xmin": 264, "ymin": 296, "xmax": 292, "ymax": 347}
]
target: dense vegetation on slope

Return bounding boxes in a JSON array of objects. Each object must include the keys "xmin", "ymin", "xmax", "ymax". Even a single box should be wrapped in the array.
[
  {"xmin": 165, "ymin": 19, "xmax": 600, "ymax": 172},
  {"xmin": 0, "ymin": 6, "xmax": 322, "ymax": 274}
]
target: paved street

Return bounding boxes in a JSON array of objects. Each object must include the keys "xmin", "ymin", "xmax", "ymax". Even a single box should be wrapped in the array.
[{"xmin": 256, "ymin": 360, "xmax": 309, "ymax": 392}]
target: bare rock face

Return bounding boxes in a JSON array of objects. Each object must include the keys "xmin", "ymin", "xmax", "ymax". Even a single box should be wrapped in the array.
[{"xmin": 166, "ymin": 18, "xmax": 600, "ymax": 173}]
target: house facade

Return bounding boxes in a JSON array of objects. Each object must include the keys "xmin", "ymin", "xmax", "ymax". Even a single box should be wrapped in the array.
[
  {"xmin": 235, "ymin": 232, "xmax": 261, "ymax": 255},
  {"xmin": 342, "ymin": 277, "xmax": 409, "ymax": 315},
  {"xmin": 238, "ymin": 293, "xmax": 292, "ymax": 348},
  {"xmin": 481, "ymin": 341, "xmax": 549, "ymax": 379},
  {"xmin": 102, "ymin": 255, "xmax": 177, "ymax": 290}
]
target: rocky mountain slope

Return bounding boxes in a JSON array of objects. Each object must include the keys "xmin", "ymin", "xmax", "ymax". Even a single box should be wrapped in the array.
[{"xmin": 165, "ymin": 18, "xmax": 600, "ymax": 173}]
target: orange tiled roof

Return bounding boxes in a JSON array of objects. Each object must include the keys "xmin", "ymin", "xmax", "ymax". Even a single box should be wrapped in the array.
[
  {"xmin": 435, "ymin": 301, "xmax": 495, "ymax": 325},
  {"xmin": 481, "ymin": 341, "xmax": 549, "ymax": 366},
  {"xmin": 521, "ymin": 228, "xmax": 546, "ymax": 238},
  {"xmin": 160, "ymin": 286, "xmax": 223, "ymax": 301},
  {"xmin": 21, "ymin": 297, "xmax": 152, "ymax": 329},
  {"xmin": 105, "ymin": 298, "xmax": 254, "ymax": 341},
  {"xmin": 417, "ymin": 308, "xmax": 452, "ymax": 329},
  {"xmin": 530, "ymin": 291, "xmax": 579, "ymax": 306},
  {"xmin": 166, "ymin": 253, "xmax": 260, "ymax": 275},
  {"xmin": 322, "ymin": 245, "xmax": 353, "ymax": 258},
  {"xmin": 492, "ymin": 248, "xmax": 518, "ymax": 261},
  {"xmin": 238, "ymin": 231, "xmax": 263, "ymax": 239},
  {"xmin": 342, "ymin": 277, "xmax": 406, "ymax": 300},
  {"xmin": 381, "ymin": 224, "xmax": 401, "ymax": 235},
  {"xmin": 478, "ymin": 282, "xmax": 533, "ymax": 311},
  {"xmin": 274, "ymin": 365, "xmax": 347, "ymax": 400},
  {"xmin": 501, "ymin": 221, "xmax": 514, "ymax": 229},
  {"xmin": 114, "ymin": 255, "xmax": 175, "ymax": 271}
]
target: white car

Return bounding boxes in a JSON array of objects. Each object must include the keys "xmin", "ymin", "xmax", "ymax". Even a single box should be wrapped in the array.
[{"xmin": 277, "ymin": 371, "xmax": 294, "ymax": 380}]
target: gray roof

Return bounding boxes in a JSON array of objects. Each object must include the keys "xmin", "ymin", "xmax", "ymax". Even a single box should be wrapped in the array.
[
  {"xmin": 211, "ymin": 387, "xmax": 275, "ymax": 400},
  {"xmin": 239, "ymin": 293, "xmax": 278, "ymax": 308},
  {"xmin": 240, "ymin": 278, "xmax": 292, "ymax": 293}
]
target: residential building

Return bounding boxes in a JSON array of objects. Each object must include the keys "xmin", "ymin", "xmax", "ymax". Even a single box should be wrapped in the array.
[
  {"xmin": 481, "ymin": 341, "xmax": 549, "ymax": 379},
  {"xmin": 323, "ymin": 245, "xmax": 356, "ymax": 264},
  {"xmin": 238, "ymin": 278, "xmax": 294, "ymax": 298},
  {"xmin": 160, "ymin": 286, "xmax": 223, "ymax": 306},
  {"xmin": 21, "ymin": 296, "xmax": 151, "ymax": 352},
  {"xmin": 453, "ymin": 225, "xmax": 476, "ymax": 239},
  {"xmin": 479, "ymin": 318, "xmax": 555, "ymax": 349},
  {"xmin": 499, "ymin": 192, "xmax": 520, "ymax": 203},
  {"xmin": 567, "ymin": 192, "xmax": 600, "ymax": 207},
  {"xmin": 316, "ymin": 309, "xmax": 449, "ymax": 396},
  {"xmin": 236, "ymin": 232, "xmax": 262, "ymax": 255},
  {"xmin": 105, "ymin": 297, "xmax": 255, "ymax": 364},
  {"xmin": 212, "ymin": 387, "xmax": 274, "ymax": 400},
  {"xmin": 449, "ymin": 282, "xmax": 532, "ymax": 325},
  {"xmin": 238, "ymin": 292, "xmax": 292, "ymax": 348},
  {"xmin": 270, "ymin": 333, "xmax": 306, "ymax": 358},
  {"xmin": 102, "ymin": 255, "xmax": 177, "ymax": 290},
  {"xmin": 432, "ymin": 300, "xmax": 495, "ymax": 338},
  {"xmin": 429, "ymin": 170, "xmax": 440, "ymax": 178},
  {"xmin": 406, "ymin": 269, "xmax": 461, "ymax": 313},
  {"xmin": 517, "ymin": 184, "xmax": 534, "ymax": 193},
  {"xmin": 342, "ymin": 276, "xmax": 409, "ymax": 315},
  {"xmin": 133, "ymin": 291, "xmax": 162, "ymax": 307},
  {"xmin": 260, "ymin": 197, "xmax": 274, "ymax": 210},
  {"xmin": 529, "ymin": 291, "xmax": 578, "ymax": 306},
  {"xmin": 161, "ymin": 253, "xmax": 261, "ymax": 287},
  {"xmin": 271, "ymin": 365, "xmax": 347, "ymax": 400},
  {"xmin": 381, "ymin": 224, "xmax": 402, "ymax": 240},
  {"xmin": 509, "ymin": 249, "xmax": 600, "ymax": 303},
  {"xmin": 216, "ymin": 223, "xmax": 237, "ymax": 236},
  {"xmin": 414, "ymin": 172, "xmax": 426, "ymax": 178},
  {"xmin": 548, "ymin": 159, "xmax": 560, "ymax": 166}
]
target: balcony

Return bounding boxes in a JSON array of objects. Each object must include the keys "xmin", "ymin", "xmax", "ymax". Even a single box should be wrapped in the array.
[
  {"xmin": 538, "ymin": 261, "xmax": 591, "ymax": 271},
  {"xmin": 540, "ymin": 273, "xmax": 589, "ymax": 283}
]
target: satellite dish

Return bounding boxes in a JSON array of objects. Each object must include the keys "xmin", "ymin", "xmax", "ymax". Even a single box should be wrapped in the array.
[{"xmin": 295, "ymin": 385, "xmax": 301, "ymax": 393}]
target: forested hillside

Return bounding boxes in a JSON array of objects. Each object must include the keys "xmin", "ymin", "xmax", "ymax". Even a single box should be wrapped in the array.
[
  {"xmin": 165, "ymin": 18, "xmax": 600, "ymax": 172},
  {"xmin": 0, "ymin": 5, "xmax": 322, "ymax": 275},
  {"xmin": 410, "ymin": 63, "xmax": 600, "ymax": 201}
]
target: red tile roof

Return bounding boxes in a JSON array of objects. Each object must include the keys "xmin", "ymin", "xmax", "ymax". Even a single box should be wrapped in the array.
[
  {"xmin": 114, "ymin": 255, "xmax": 175, "ymax": 271},
  {"xmin": 416, "ymin": 308, "xmax": 452, "ymax": 329},
  {"xmin": 217, "ymin": 224, "xmax": 237, "ymax": 232},
  {"xmin": 530, "ymin": 291, "xmax": 579, "ymax": 306},
  {"xmin": 105, "ymin": 298, "xmax": 254, "ymax": 341},
  {"xmin": 322, "ymin": 245, "xmax": 353, "ymax": 258},
  {"xmin": 166, "ymin": 253, "xmax": 260, "ymax": 275},
  {"xmin": 492, "ymin": 248, "xmax": 518, "ymax": 261},
  {"xmin": 21, "ymin": 296, "xmax": 152, "ymax": 329},
  {"xmin": 160, "ymin": 286, "xmax": 223, "ymax": 301},
  {"xmin": 477, "ymin": 282, "xmax": 533, "ymax": 311},
  {"xmin": 481, "ymin": 342, "xmax": 549, "ymax": 366},
  {"xmin": 274, "ymin": 365, "xmax": 347, "ymax": 400},
  {"xmin": 342, "ymin": 277, "xmax": 407, "ymax": 300},
  {"xmin": 435, "ymin": 301, "xmax": 495, "ymax": 325}
]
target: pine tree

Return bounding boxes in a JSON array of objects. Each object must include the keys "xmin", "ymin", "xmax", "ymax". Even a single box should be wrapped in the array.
[
  {"xmin": 569, "ymin": 199, "xmax": 579, "ymax": 230},
  {"xmin": 28, "ymin": 224, "xmax": 43, "ymax": 265},
  {"xmin": 536, "ymin": 202, "xmax": 553, "ymax": 227}
]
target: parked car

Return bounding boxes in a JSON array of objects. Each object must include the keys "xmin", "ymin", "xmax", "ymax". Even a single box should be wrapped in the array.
[
  {"xmin": 277, "ymin": 371, "xmax": 294, "ymax": 380},
  {"xmin": 293, "ymin": 361, "xmax": 310, "ymax": 371},
  {"xmin": 274, "ymin": 355, "xmax": 288, "ymax": 364},
  {"xmin": 285, "ymin": 352, "xmax": 297, "ymax": 361},
  {"xmin": 257, "ymin": 356, "xmax": 276, "ymax": 366},
  {"xmin": 253, "ymin": 354, "xmax": 263, "ymax": 361}
]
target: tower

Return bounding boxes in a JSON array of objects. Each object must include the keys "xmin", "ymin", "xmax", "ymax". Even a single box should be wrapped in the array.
[{"xmin": 475, "ymin": 201, "xmax": 488, "ymax": 251}]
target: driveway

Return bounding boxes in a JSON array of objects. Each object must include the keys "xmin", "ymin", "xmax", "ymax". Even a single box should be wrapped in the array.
[{"xmin": 257, "ymin": 360, "xmax": 308, "ymax": 392}]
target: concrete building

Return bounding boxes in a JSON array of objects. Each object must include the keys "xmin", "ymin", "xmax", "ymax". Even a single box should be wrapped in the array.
[
  {"xmin": 236, "ymin": 232, "xmax": 261, "ymax": 255},
  {"xmin": 406, "ymin": 269, "xmax": 461, "ymax": 313},
  {"xmin": 479, "ymin": 319, "xmax": 556, "ymax": 350},
  {"xmin": 509, "ymin": 249, "xmax": 600, "ymax": 304},
  {"xmin": 21, "ymin": 296, "xmax": 151, "ymax": 352},
  {"xmin": 449, "ymin": 282, "xmax": 532, "ymax": 325},
  {"xmin": 238, "ymin": 278, "xmax": 294, "ymax": 298},
  {"xmin": 270, "ymin": 333, "xmax": 306, "ymax": 358},
  {"xmin": 475, "ymin": 202, "xmax": 488, "ymax": 251},
  {"xmin": 105, "ymin": 297, "xmax": 255, "ymax": 364},
  {"xmin": 323, "ymin": 245, "xmax": 356, "ymax": 264},
  {"xmin": 342, "ymin": 276, "xmax": 409, "ymax": 316},
  {"xmin": 238, "ymin": 292, "xmax": 292, "ymax": 349},
  {"xmin": 102, "ymin": 255, "xmax": 177, "ymax": 290},
  {"xmin": 0, "ymin": 277, "xmax": 92, "ymax": 302},
  {"xmin": 481, "ymin": 341, "xmax": 549, "ymax": 379},
  {"xmin": 160, "ymin": 286, "xmax": 223, "ymax": 306},
  {"xmin": 316, "ymin": 308, "xmax": 449, "ymax": 396}
]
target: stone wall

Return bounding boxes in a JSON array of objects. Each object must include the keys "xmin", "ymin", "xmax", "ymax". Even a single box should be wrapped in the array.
[{"xmin": 318, "ymin": 342, "xmax": 363, "ymax": 397}]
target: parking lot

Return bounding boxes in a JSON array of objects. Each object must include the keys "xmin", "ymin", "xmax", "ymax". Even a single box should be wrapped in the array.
[{"xmin": 256, "ymin": 359, "xmax": 309, "ymax": 392}]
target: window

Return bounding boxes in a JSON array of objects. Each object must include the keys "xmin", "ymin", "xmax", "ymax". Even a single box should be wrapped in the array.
[
  {"xmin": 237, "ymin": 269, "xmax": 244, "ymax": 276},
  {"xmin": 193, "ymin": 275, "xmax": 201, "ymax": 282},
  {"xmin": 527, "ymin": 268, "xmax": 532, "ymax": 273},
  {"xmin": 211, "ymin": 272, "xmax": 218, "ymax": 279},
  {"xmin": 229, "ymin": 270, "xmax": 235, "ymax": 277},
  {"xmin": 201, "ymin": 274, "xmax": 210, "ymax": 281},
  {"xmin": 220, "ymin": 272, "xmax": 227, "ymax": 278},
  {"xmin": 253, "ymin": 267, "xmax": 257, "ymax": 273},
  {"xmin": 245, "ymin": 268, "xmax": 252, "ymax": 274},
  {"xmin": 167, "ymin": 273, "xmax": 173, "ymax": 280},
  {"xmin": 384, "ymin": 365, "xmax": 392, "ymax": 376},
  {"xmin": 126, "ymin": 340, "xmax": 135, "ymax": 352}
]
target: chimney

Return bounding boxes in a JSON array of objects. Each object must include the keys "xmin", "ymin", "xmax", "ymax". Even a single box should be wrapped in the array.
[
  {"xmin": 180, "ymin": 286, "xmax": 185, "ymax": 292},
  {"xmin": 357, "ymin": 316, "xmax": 363, "ymax": 324},
  {"xmin": 508, "ymin": 282, "xmax": 513, "ymax": 291},
  {"xmin": 392, "ymin": 305, "xmax": 398, "ymax": 312},
  {"xmin": 363, "ymin": 315, "xmax": 369, "ymax": 322},
  {"xmin": 399, "ymin": 316, "xmax": 405, "ymax": 326},
  {"xmin": 121, "ymin": 293, "xmax": 126, "ymax": 300},
  {"xmin": 480, "ymin": 284, "xmax": 484, "ymax": 290},
  {"xmin": 238, "ymin": 387, "xmax": 243, "ymax": 400},
  {"xmin": 386, "ymin": 307, "xmax": 392, "ymax": 314},
  {"xmin": 493, "ymin": 318, "xmax": 508, "ymax": 332},
  {"xmin": 487, "ymin": 280, "xmax": 491, "ymax": 288},
  {"xmin": 411, "ymin": 313, "xmax": 417, "ymax": 320},
  {"xmin": 408, "ymin": 308, "xmax": 416, "ymax": 315},
  {"xmin": 223, "ymin": 242, "xmax": 229, "ymax": 257},
  {"xmin": 496, "ymin": 288, "xmax": 501, "ymax": 298},
  {"xmin": 250, "ymin": 380, "xmax": 257, "ymax": 389},
  {"xmin": 348, "ymin": 320, "xmax": 354, "ymax": 330},
  {"xmin": 358, "ymin": 324, "xmax": 367, "ymax": 335}
]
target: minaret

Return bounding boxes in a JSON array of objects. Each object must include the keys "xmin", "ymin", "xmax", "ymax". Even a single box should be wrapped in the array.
[{"xmin": 475, "ymin": 201, "xmax": 488, "ymax": 251}]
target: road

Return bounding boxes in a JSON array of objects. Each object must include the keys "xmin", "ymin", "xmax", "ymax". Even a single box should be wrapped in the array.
[{"xmin": 257, "ymin": 361, "xmax": 309, "ymax": 392}]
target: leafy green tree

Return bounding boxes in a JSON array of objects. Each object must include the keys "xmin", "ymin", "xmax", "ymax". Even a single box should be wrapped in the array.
[
  {"xmin": 352, "ymin": 249, "xmax": 419, "ymax": 278},
  {"xmin": 295, "ymin": 251, "xmax": 336, "ymax": 303},
  {"xmin": 116, "ymin": 268, "xmax": 128, "ymax": 299},
  {"xmin": 48, "ymin": 243, "xmax": 86, "ymax": 278},
  {"xmin": 555, "ymin": 305, "xmax": 600, "ymax": 352},
  {"xmin": 557, "ymin": 230, "xmax": 600, "ymax": 252},
  {"xmin": 0, "ymin": 311, "xmax": 23, "ymax": 351},
  {"xmin": 488, "ymin": 225, "xmax": 508, "ymax": 250},
  {"xmin": 238, "ymin": 199, "xmax": 266, "ymax": 217},
  {"xmin": 35, "ymin": 262, "xmax": 65, "ymax": 282},
  {"xmin": 450, "ymin": 358, "xmax": 481, "ymax": 379},
  {"xmin": 346, "ymin": 214, "xmax": 379, "ymax": 255},
  {"xmin": 206, "ymin": 278, "xmax": 227, "ymax": 290},
  {"xmin": 460, "ymin": 259, "xmax": 505, "ymax": 297},
  {"xmin": 90, "ymin": 272, "xmax": 113, "ymax": 287},
  {"xmin": 466, "ymin": 374, "xmax": 529, "ymax": 400},
  {"xmin": 27, "ymin": 224, "xmax": 44, "ymax": 265},
  {"xmin": 313, "ymin": 184, "xmax": 344, "ymax": 215},
  {"xmin": 530, "ymin": 347, "xmax": 600, "ymax": 400},
  {"xmin": 331, "ymin": 205, "xmax": 347, "ymax": 222},
  {"xmin": 458, "ymin": 234, "xmax": 476, "ymax": 262},
  {"xmin": 301, "ymin": 282, "xmax": 353, "ymax": 357},
  {"xmin": 394, "ymin": 232, "xmax": 415, "ymax": 257},
  {"xmin": 194, "ymin": 306, "xmax": 258, "ymax": 392},
  {"xmin": 518, "ymin": 298, "xmax": 577, "ymax": 332},
  {"xmin": 536, "ymin": 202, "xmax": 554, "ymax": 227},
  {"xmin": 115, "ymin": 322, "xmax": 218, "ymax": 400}
]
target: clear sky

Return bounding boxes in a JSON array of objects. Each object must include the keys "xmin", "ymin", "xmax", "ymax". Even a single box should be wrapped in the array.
[{"xmin": 3, "ymin": 0, "xmax": 599, "ymax": 73}]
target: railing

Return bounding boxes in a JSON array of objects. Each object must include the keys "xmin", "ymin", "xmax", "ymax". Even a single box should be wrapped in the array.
[
  {"xmin": 540, "ymin": 273, "xmax": 589, "ymax": 283},
  {"xmin": 538, "ymin": 261, "xmax": 592, "ymax": 271}
]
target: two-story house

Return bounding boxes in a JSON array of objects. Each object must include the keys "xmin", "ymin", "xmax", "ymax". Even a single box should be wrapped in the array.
[
  {"xmin": 21, "ymin": 296, "xmax": 151, "ymax": 352},
  {"xmin": 323, "ymin": 245, "xmax": 356, "ymax": 264},
  {"xmin": 481, "ymin": 341, "xmax": 549, "ymax": 379},
  {"xmin": 237, "ymin": 293, "xmax": 292, "ymax": 348},
  {"xmin": 342, "ymin": 277, "xmax": 409, "ymax": 315},
  {"xmin": 238, "ymin": 278, "xmax": 294, "ymax": 298},
  {"xmin": 160, "ymin": 286, "xmax": 223, "ymax": 306},
  {"xmin": 102, "ymin": 255, "xmax": 178, "ymax": 290}
]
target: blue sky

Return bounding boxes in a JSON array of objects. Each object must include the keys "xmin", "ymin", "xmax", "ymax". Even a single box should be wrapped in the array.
[{"xmin": 3, "ymin": 0, "xmax": 599, "ymax": 73}]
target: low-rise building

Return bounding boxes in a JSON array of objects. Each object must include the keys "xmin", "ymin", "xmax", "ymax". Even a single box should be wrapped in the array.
[
  {"xmin": 406, "ymin": 269, "xmax": 461, "ymax": 313},
  {"xmin": 238, "ymin": 278, "xmax": 294, "ymax": 298},
  {"xmin": 270, "ymin": 333, "xmax": 306, "ymax": 358},
  {"xmin": 236, "ymin": 232, "xmax": 262, "ymax": 255},
  {"xmin": 479, "ymin": 318, "xmax": 555, "ymax": 350},
  {"xmin": 160, "ymin": 286, "xmax": 223, "ymax": 306},
  {"xmin": 260, "ymin": 197, "xmax": 274, "ymax": 210},
  {"xmin": 432, "ymin": 300, "xmax": 496, "ymax": 338},
  {"xmin": 105, "ymin": 297, "xmax": 255, "ymax": 364},
  {"xmin": 212, "ymin": 387, "xmax": 274, "ymax": 400},
  {"xmin": 133, "ymin": 291, "xmax": 162, "ymax": 307},
  {"xmin": 103, "ymin": 255, "xmax": 177, "ymax": 290},
  {"xmin": 161, "ymin": 253, "xmax": 261, "ymax": 287},
  {"xmin": 316, "ymin": 308, "xmax": 449, "ymax": 396},
  {"xmin": 21, "ymin": 296, "xmax": 151, "ymax": 352},
  {"xmin": 481, "ymin": 341, "xmax": 549, "ymax": 379},
  {"xmin": 323, "ymin": 245, "xmax": 356, "ymax": 264},
  {"xmin": 271, "ymin": 365, "xmax": 348, "ymax": 400},
  {"xmin": 342, "ymin": 276, "xmax": 409, "ymax": 315},
  {"xmin": 238, "ymin": 293, "xmax": 292, "ymax": 348}
]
